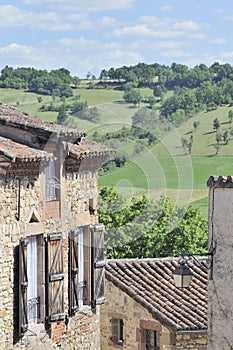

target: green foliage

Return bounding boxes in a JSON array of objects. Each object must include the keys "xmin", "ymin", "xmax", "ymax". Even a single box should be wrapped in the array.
[
  {"xmin": 193, "ymin": 121, "xmax": 200, "ymax": 130},
  {"xmin": 0, "ymin": 66, "xmax": 74, "ymax": 98},
  {"xmin": 123, "ymin": 88, "xmax": 142, "ymax": 106},
  {"xmin": 213, "ymin": 118, "xmax": 220, "ymax": 131},
  {"xmin": 56, "ymin": 103, "xmax": 68, "ymax": 124},
  {"xmin": 99, "ymin": 187, "xmax": 208, "ymax": 259},
  {"xmin": 228, "ymin": 109, "xmax": 233, "ymax": 123}
]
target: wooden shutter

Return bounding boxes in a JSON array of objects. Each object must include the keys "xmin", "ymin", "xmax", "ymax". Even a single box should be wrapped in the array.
[
  {"xmin": 68, "ymin": 229, "xmax": 79, "ymax": 316},
  {"xmin": 91, "ymin": 224, "xmax": 105, "ymax": 306},
  {"xmin": 46, "ymin": 233, "xmax": 65, "ymax": 321},
  {"xmin": 19, "ymin": 238, "xmax": 29, "ymax": 336}
]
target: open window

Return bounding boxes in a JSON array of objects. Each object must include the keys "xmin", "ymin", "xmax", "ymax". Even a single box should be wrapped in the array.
[
  {"xmin": 19, "ymin": 235, "xmax": 44, "ymax": 336},
  {"xmin": 69, "ymin": 226, "xmax": 91, "ymax": 315}
]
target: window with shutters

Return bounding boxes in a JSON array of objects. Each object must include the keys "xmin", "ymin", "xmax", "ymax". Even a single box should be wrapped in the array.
[
  {"xmin": 18, "ymin": 235, "xmax": 44, "ymax": 336},
  {"xmin": 68, "ymin": 224, "xmax": 106, "ymax": 315},
  {"xmin": 46, "ymin": 232, "xmax": 65, "ymax": 321},
  {"xmin": 111, "ymin": 318, "xmax": 124, "ymax": 346},
  {"xmin": 69, "ymin": 226, "xmax": 91, "ymax": 315},
  {"xmin": 91, "ymin": 224, "xmax": 105, "ymax": 307},
  {"xmin": 141, "ymin": 329, "xmax": 160, "ymax": 350}
]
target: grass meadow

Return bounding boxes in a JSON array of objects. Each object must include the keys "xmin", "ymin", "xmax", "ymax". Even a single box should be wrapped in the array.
[{"xmin": 1, "ymin": 86, "xmax": 233, "ymax": 217}]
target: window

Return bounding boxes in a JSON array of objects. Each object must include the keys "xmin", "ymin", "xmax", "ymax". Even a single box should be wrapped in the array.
[
  {"xmin": 19, "ymin": 235, "xmax": 44, "ymax": 336},
  {"xmin": 27, "ymin": 236, "xmax": 39, "ymax": 324},
  {"xmin": 69, "ymin": 226, "xmax": 90, "ymax": 314},
  {"xmin": 69, "ymin": 224, "xmax": 105, "ymax": 315},
  {"xmin": 112, "ymin": 318, "xmax": 124, "ymax": 346},
  {"xmin": 18, "ymin": 224, "xmax": 105, "ymax": 338},
  {"xmin": 142, "ymin": 329, "xmax": 160, "ymax": 350},
  {"xmin": 45, "ymin": 160, "xmax": 60, "ymax": 201}
]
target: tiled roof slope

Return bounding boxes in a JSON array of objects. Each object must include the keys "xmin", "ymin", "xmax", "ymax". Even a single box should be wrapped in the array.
[
  {"xmin": 0, "ymin": 102, "xmax": 86, "ymax": 140},
  {"xmin": 0, "ymin": 136, "xmax": 54, "ymax": 162},
  {"xmin": 105, "ymin": 258, "xmax": 207, "ymax": 333},
  {"xmin": 207, "ymin": 175, "xmax": 233, "ymax": 188},
  {"xmin": 68, "ymin": 140, "xmax": 115, "ymax": 158},
  {"xmin": 0, "ymin": 103, "xmax": 115, "ymax": 169}
]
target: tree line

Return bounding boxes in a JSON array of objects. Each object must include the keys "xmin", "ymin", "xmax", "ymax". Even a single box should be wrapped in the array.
[{"xmin": 99, "ymin": 187, "xmax": 208, "ymax": 259}]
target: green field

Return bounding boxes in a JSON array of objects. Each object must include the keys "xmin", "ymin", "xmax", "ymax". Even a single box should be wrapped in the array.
[{"xmin": 1, "ymin": 86, "xmax": 233, "ymax": 217}]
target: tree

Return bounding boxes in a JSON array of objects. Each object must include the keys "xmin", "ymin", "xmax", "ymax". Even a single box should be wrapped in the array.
[
  {"xmin": 123, "ymin": 88, "xmax": 142, "ymax": 107},
  {"xmin": 223, "ymin": 130, "xmax": 229, "ymax": 144},
  {"xmin": 193, "ymin": 121, "xmax": 200, "ymax": 130},
  {"xmin": 99, "ymin": 187, "xmax": 208, "ymax": 259},
  {"xmin": 228, "ymin": 110, "xmax": 233, "ymax": 123},
  {"xmin": 215, "ymin": 132, "xmax": 222, "ymax": 144},
  {"xmin": 57, "ymin": 104, "xmax": 68, "ymax": 124},
  {"xmin": 213, "ymin": 144, "xmax": 221, "ymax": 155},
  {"xmin": 213, "ymin": 118, "xmax": 220, "ymax": 131}
]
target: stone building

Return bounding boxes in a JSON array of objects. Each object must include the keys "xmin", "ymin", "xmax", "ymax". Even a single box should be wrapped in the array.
[
  {"xmin": 0, "ymin": 103, "xmax": 114, "ymax": 349},
  {"xmin": 207, "ymin": 176, "xmax": 233, "ymax": 350},
  {"xmin": 101, "ymin": 258, "xmax": 207, "ymax": 350}
]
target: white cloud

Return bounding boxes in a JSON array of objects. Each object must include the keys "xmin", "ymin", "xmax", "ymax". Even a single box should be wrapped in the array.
[
  {"xmin": 173, "ymin": 20, "xmax": 204, "ymax": 32},
  {"xmin": 160, "ymin": 5, "xmax": 173, "ymax": 13},
  {"xmin": 221, "ymin": 51, "xmax": 233, "ymax": 58},
  {"xmin": 0, "ymin": 5, "xmax": 93, "ymax": 31},
  {"xmin": 97, "ymin": 16, "xmax": 120, "ymax": 27},
  {"xmin": 21, "ymin": 0, "xmax": 136, "ymax": 11},
  {"xmin": 209, "ymin": 38, "xmax": 227, "ymax": 45},
  {"xmin": 188, "ymin": 33, "xmax": 208, "ymax": 40},
  {"xmin": 160, "ymin": 49, "xmax": 187, "ymax": 59},
  {"xmin": 0, "ymin": 37, "xmax": 142, "ymax": 77}
]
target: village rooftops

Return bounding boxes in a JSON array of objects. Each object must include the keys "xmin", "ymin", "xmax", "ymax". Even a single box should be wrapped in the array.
[
  {"xmin": 0, "ymin": 102, "xmax": 86, "ymax": 144},
  {"xmin": 105, "ymin": 258, "xmax": 207, "ymax": 333},
  {"xmin": 0, "ymin": 102, "xmax": 115, "ymax": 175}
]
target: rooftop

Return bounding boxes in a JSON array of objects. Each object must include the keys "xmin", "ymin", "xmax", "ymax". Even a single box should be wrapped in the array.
[
  {"xmin": 105, "ymin": 258, "xmax": 207, "ymax": 333},
  {"xmin": 0, "ymin": 103, "xmax": 115, "ymax": 174},
  {"xmin": 0, "ymin": 102, "xmax": 86, "ymax": 142}
]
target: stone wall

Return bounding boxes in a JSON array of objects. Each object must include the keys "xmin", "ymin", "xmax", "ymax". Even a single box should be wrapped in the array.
[
  {"xmin": 101, "ymin": 279, "xmax": 207, "ymax": 350},
  {"xmin": 0, "ymin": 168, "xmax": 102, "ymax": 349},
  {"xmin": 176, "ymin": 333, "xmax": 207, "ymax": 350},
  {"xmin": 207, "ymin": 187, "xmax": 233, "ymax": 350}
]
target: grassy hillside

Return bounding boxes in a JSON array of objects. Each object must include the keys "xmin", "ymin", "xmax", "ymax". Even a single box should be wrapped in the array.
[{"xmin": 0, "ymin": 86, "xmax": 232, "ymax": 217}]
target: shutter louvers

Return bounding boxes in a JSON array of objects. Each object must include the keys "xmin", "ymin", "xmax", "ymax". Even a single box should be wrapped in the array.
[
  {"xmin": 46, "ymin": 233, "xmax": 65, "ymax": 321},
  {"xmin": 91, "ymin": 224, "xmax": 105, "ymax": 306},
  {"xmin": 69, "ymin": 229, "xmax": 79, "ymax": 316},
  {"xmin": 19, "ymin": 239, "xmax": 29, "ymax": 335}
]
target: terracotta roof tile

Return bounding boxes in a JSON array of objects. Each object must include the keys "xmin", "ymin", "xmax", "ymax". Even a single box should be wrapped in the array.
[
  {"xmin": 0, "ymin": 102, "xmax": 85, "ymax": 140},
  {"xmin": 0, "ymin": 136, "xmax": 54, "ymax": 162},
  {"xmin": 105, "ymin": 258, "xmax": 207, "ymax": 332},
  {"xmin": 66, "ymin": 139, "xmax": 115, "ymax": 159}
]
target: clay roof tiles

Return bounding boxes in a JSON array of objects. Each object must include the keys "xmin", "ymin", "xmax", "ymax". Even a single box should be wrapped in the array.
[
  {"xmin": 0, "ymin": 136, "xmax": 53, "ymax": 162},
  {"xmin": 105, "ymin": 258, "xmax": 207, "ymax": 333},
  {"xmin": 0, "ymin": 103, "xmax": 115, "ymax": 167},
  {"xmin": 0, "ymin": 102, "xmax": 86, "ymax": 140}
]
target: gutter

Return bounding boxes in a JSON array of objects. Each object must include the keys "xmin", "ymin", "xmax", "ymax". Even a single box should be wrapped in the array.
[{"xmin": 176, "ymin": 329, "xmax": 207, "ymax": 335}]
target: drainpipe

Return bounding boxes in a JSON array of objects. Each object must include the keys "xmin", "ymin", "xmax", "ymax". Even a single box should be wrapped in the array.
[{"xmin": 16, "ymin": 177, "xmax": 21, "ymax": 221}]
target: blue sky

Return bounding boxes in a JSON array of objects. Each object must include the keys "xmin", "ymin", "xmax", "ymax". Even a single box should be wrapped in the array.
[{"xmin": 1, "ymin": 0, "xmax": 233, "ymax": 77}]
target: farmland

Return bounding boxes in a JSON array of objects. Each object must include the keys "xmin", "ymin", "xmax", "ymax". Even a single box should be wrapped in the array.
[{"xmin": 0, "ymin": 85, "xmax": 233, "ymax": 218}]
